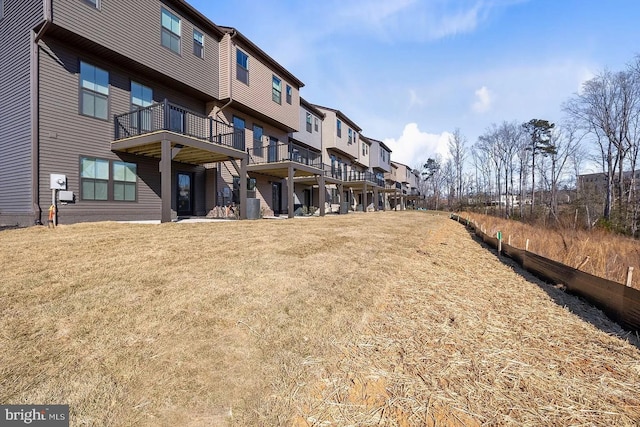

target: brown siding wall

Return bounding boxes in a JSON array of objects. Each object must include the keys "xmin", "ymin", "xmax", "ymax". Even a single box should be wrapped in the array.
[
  {"xmin": 0, "ymin": 0, "xmax": 43, "ymax": 225},
  {"xmin": 221, "ymin": 34, "xmax": 299, "ymax": 131},
  {"xmin": 38, "ymin": 38, "xmax": 207, "ymax": 223},
  {"xmin": 51, "ymin": 0, "xmax": 220, "ymax": 98},
  {"xmin": 292, "ymin": 104, "xmax": 322, "ymax": 151}
]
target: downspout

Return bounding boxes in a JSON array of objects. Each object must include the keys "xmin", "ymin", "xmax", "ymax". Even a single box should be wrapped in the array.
[
  {"xmin": 216, "ymin": 29, "xmax": 237, "ymax": 207},
  {"xmin": 31, "ymin": 0, "xmax": 52, "ymax": 224},
  {"xmin": 215, "ymin": 28, "xmax": 237, "ymax": 122}
]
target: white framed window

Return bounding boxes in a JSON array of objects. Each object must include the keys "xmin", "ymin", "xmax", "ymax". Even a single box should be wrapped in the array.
[
  {"xmin": 314, "ymin": 117, "xmax": 319, "ymax": 132},
  {"xmin": 161, "ymin": 8, "xmax": 181, "ymax": 54},
  {"xmin": 272, "ymin": 76, "xmax": 282, "ymax": 104},
  {"xmin": 348, "ymin": 128, "xmax": 352, "ymax": 144},
  {"xmin": 113, "ymin": 161, "xmax": 137, "ymax": 201},
  {"xmin": 83, "ymin": 0, "xmax": 99, "ymax": 8},
  {"xmin": 236, "ymin": 49, "xmax": 249, "ymax": 84},
  {"xmin": 81, "ymin": 157, "xmax": 109, "ymax": 200},
  {"xmin": 337, "ymin": 120, "xmax": 342, "ymax": 138},
  {"xmin": 131, "ymin": 81, "xmax": 153, "ymax": 131},
  {"xmin": 81, "ymin": 157, "xmax": 138, "ymax": 201},
  {"xmin": 286, "ymin": 85, "xmax": 292, "ymax": 104},
  {"xmin": 306, "ymin": 113, "xmax": 312, "ymax": 133},
  {"xmin": 80, "ymin": 61, "xmax": 109, "ymax": 120},
  {"xmin": 193, "ymin": 29, "xmax": 204, "ymax": 58}
]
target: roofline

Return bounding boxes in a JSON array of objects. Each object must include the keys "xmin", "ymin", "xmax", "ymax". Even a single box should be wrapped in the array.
[
  {"xmin": 173, "ymin": 0, "xmax": 225, "ymax": 39},
  {"xmin": 300, "ymin": 98, "xmax": 326, "ymax": 119},
  {"xmin": 361, "ymin": 135, "xmax": 392, "ymax": 152},
  {"xmin": 311, "ymin": 104, "xmax": 362, "ymax": 132},
  {"xmin": 218, "ymin": 26, "xmax": 305, "ymax": 88}
]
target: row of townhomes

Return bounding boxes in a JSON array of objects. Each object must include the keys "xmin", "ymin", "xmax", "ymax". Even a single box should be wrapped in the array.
[{"xmin": 0, "ymin": 0, "xmax": 425, "ymax": 225}]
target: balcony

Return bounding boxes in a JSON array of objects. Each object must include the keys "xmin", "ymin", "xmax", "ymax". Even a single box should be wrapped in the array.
[
  {"xmin": 347, "ymin": 170, "xmax": 384, "ymax": 187},
  {"xmin": 248, "ymin": 141, "xmax": 322, "ymax": 168},
  {"xmin": 114, "ymin": 99, "xmax": 244, "ymax": 151},
  {"xmin": 323, "ymin": 164, "xmax": 347, "ymax": 181}
]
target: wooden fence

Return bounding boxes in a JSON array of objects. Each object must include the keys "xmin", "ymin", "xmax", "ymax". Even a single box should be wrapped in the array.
[{"xmin": 451, "ymin": 214, "xmax": 640, "ymax": 332}]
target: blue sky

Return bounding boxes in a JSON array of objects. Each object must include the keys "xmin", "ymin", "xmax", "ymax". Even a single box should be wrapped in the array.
[{"xmin": 189, "ymin": 0, "xmax": 640, "ymax": 169}]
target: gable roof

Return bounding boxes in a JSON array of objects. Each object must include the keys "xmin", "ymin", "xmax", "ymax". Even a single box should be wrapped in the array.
[
  {"xmin": 217, "ymin": 26, "xmax": 304, "ymax": 88},
  {"xmin": 311, "ymin": 104, "xmax": 362, "ymax": 132}
]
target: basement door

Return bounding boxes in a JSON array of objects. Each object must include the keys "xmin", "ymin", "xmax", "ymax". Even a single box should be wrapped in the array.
[
  {"xmin": 177, "ymin": 172, "xmax": 193, "ymax": 216},
  {"xmin": 272, "ymin": 182, "xmax": 282, "ymax": 215}
]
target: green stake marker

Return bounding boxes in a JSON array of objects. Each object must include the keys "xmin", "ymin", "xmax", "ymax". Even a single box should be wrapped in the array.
[{"xmin": 497, "ymin": 231, "xmax": 502, "ymax": 241}]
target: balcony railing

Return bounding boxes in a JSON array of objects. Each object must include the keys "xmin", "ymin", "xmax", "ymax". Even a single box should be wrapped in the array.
[
  {"xmin": 324, "ymin": 164, "xmax": 347, "ymax": 181},
  {"xmin": 114, "ymin": 99, "xmax": 244, "ymax": 151},
  {"xmin": 247, "ymin": 141, "xmax": 322, "ymax": 168},
  {"xmin": 347, "ymin": 170, "xmax": 384, "ymax": 187}
]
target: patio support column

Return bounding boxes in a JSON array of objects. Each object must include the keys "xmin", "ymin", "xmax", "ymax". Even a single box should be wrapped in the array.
[
  {"xmin": 363, "ymin": 182, "xmax": 368, "ymax": 212},
  {"xmin": 160, "ymin": 139, "xmax": 172, "ymax": 223},
  {"xmin": 317, "ymin": 175, "xmax": 326, "ymax": 216},
  {"xmin": 288, "ymin": 164, "xmax": 295, "ymax": 218},
  {"xmin": 240, "ymin": 156, "xmax": 247, "ymax": 220},
  {"xmin": 374, "ymin": 187, "xmax": 379, "ymax": 212}
]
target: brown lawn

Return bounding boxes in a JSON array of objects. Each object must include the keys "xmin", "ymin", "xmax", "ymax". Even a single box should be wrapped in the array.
[{"xmin": 0, "ymin": 211, "xmax": 638, "ymax": 426}]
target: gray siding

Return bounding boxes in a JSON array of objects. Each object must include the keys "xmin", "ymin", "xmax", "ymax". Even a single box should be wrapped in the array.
[
  {"xmin": 0, "ymin": 0, "xmax": 43, "ymax": 225},
  {"xmin": 222, "ymin": 34, "xmax": 300, "ymax": 131},
  {"xmin": 38, "ymin": 38, "xmax": 207, "ymax": 223},
  {"xmin": 51, "ymin": 0, "xmax": 220, "ymax": 99},
  {"xmin": 291, "ymin": 103, "xmax": 322, "ymax": 151}
]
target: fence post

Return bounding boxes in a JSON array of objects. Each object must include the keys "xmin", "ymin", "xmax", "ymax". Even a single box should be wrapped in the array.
[
  {"xmin": 525, "ymin": 239, "xmax": 530, "ymax": 251},
  {"xmin": 497, "ymin": 231, "xmax": 502, "ymax": 256},
  {"xmin": 508, "ymin": 235, "xmax": 511, "ymax": 246},
  {"xmin": 163, "ymin": 98, "xmax": 170, "ymax": 130},
  {"xmin": 626, "ymin": 267, "xmax": 634, "ymax": 287}
]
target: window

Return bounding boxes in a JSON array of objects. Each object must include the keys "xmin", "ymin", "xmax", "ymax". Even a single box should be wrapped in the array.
[
  {"xmin": 193, "ymin": 29, "xmax": 204, "ymax": 58},
  {"xmin": 80, "ymin": 61, "xmax": 109, "ymax": 120},
  {"xmin": 236, "ymin": 48, "xmax": 249, "ymax": 84},
  {"xmin": 348, "ymin": 128, "xmax": 352, "ymax": 144},
  {"xmin": 362, "ymin": 142, "xmax": 366, "ymax": 156},
  {"xmin": 253, "ymin": 124, "xmax": 263, "ymax": 155},
  {"xmin": 161, "ymin": 8, "xmax": 181, "ymax": 54},
  {"xmin": 81, "ymin": 157, "xmax": 138, "ymax": 201},
  {"xmin": 233, "ymin": 116, "xmax": 245, "ymax": 150},
  {"xmin": 81, "ymin": 157, "xmax": 109, "ymax": 200},
  {"xmin": 113, "ymin": 161, "xmax": 137, "ymax": 201},
  {"xmin": 286, "ymin": 85, "xmax": 292, "ymax": 104},
  {"xmin": 314, "ymin": 117, "xmax": 319, "ymax": 132},
  {"xmin": 272, "ymin": 76, "xmax": 282, "ymax": 104},
  {"xmin": 306, "ymin": 113, "xmax": 312, "ymax": 133},
  {"xmin": 337, "ymin": 119, "xmax": 342, "ymax": 138},
  {"xmin": 83, "ymin": 0, "xmax": 99, "ymax": 8},
  {"xmin": 131, "ymin": 81, "xmax": 153, "ymax": 131}
]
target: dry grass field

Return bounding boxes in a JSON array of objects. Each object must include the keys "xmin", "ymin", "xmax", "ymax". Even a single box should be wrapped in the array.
[
  {"xmin": 460, "ymin": 212, "xmax": 640, "ymax": 289},
  {"xmin": 1, "ymin": 211, "xmax": 639, "ymax": 426}
]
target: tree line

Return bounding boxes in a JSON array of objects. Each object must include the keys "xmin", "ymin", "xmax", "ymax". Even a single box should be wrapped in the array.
[{"xmin": 417, "ymin": 56, "xmax": 640, "ymax": 236}]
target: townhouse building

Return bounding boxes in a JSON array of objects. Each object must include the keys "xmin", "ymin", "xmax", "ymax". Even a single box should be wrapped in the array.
[
  {"xmin": 0, "ymin": 0, "xmax": 412, "ymax": 225},
  {"xmin": 365, "ymin": 137, "xmax": 392, "ymax": 209},
  {"xmin": 1, "ymin": 0, "xmax": 254, "ymax": 225},
  {"xmin": 210, "ymin": 27, "xmax": 321, "ymax": 218},
  {"xmin": 313, "ymin": 105, "xmax": 384, "ymax": 212}
]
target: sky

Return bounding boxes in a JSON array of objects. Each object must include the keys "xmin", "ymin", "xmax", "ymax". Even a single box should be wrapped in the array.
[{"xmin": 188, "ymin": 0, "xmax": 640, "ymax": 171}]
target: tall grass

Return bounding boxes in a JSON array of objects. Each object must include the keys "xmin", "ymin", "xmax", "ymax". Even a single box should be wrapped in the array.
[{"xmin": 461, "ymin": 212, "xmax": 640, "ymax": 289}]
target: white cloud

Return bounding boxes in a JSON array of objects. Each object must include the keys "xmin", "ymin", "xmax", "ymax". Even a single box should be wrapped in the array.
[
  {"xmin": 472, "ymin": 86, "xmax": 493, "ymax": 113},
  {"xmin": 383, "ymin": 123, "xmax": 451, "ymax": 168},
  {"xmin": 408, "ymin": 89, "xmax": 424, "ymax": 109}
]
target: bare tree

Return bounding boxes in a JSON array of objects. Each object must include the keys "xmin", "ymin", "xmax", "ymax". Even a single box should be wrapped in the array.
[
  {"xmin": 548, "ymin": 123, "xmax": 583, "ymax": 220},
  {"xmin": 564, "ymin": 69, "xmax": 631, "ymax": 223},
  {"xmin": 447, "ymin": 128, "xmax": 467, "ymax": 207}
]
